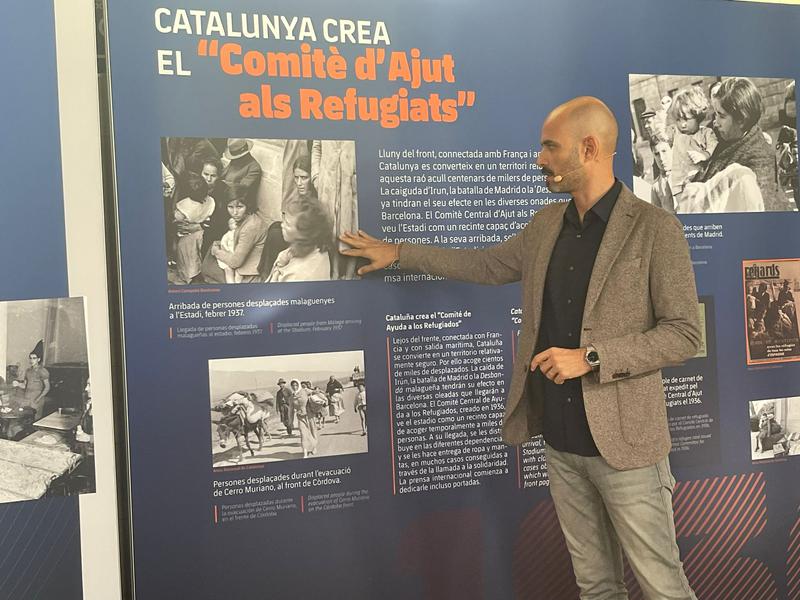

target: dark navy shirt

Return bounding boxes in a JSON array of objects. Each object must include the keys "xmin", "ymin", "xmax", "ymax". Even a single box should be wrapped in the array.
[{"xmin": 534, "ymin": 179, "xmax": 621, "ymax": 456}]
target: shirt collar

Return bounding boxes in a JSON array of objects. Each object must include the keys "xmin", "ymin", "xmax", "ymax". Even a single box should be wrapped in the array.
[{"xmin": 564, "ymin": 179, "xmax": 621, "ymax": 226}]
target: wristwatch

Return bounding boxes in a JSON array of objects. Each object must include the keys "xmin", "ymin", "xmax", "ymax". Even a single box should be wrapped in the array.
[{"xmin": 585, "ymin": 345, "xmax": 600, "ymax": 371}]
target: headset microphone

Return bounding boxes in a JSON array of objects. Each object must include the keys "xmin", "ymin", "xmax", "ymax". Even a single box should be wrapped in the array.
[
  {"xmin": 552, "ymin": 166, "xmax": 581, "ymax": 183},
  {"xmin": 551, "ymin": 152, "xmax": 617, "ymax": 183}
]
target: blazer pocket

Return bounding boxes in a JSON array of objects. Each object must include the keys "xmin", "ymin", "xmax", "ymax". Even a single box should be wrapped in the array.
[
  {"xmin": 615, "ymin": 374, "xmax": 666, "ymax": 446},
  {"xmin": 614, "ymin": 256, "xmax": 642, "ymax": 270}
]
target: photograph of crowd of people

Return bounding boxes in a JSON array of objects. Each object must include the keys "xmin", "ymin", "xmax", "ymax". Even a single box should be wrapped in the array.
[
  {"xmin": 749, "ymin": 397, "xmax": 800, "ymax": 461},
  {"xmin": 162, "ymin": 137, "xmax": 359, "ymax": 285},
  {"xmin": 743, "ymin": 258, "xmax": 800, "ymax": 365},
  {"xmin": 209, "ymin": 350, "xmax": 367, "ymax": 467},
  {"xmin": 0, "ymin": 297, "xmax": 94, "ymax": 503},
  {"xmin": 630, "ymin": 75, "xmax": 798, "ymax": 213}
]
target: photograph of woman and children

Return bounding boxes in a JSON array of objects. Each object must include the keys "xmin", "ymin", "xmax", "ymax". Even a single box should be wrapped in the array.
[
  {"xmin": 630, "ymin": 75, "xmax": 798, "ymax": 214},
  {"xmin": 749, "ymin": 397, "xmax": 800, "ymax": 461},
  {"xmin": 162, "ymin": 137, "xmax": 359, "ymax": 285},
  {"xmin": 208, "ymin": 350, "xmax": 367, "ymax": 467}
]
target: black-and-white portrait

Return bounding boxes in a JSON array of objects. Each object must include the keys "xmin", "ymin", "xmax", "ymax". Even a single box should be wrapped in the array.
[
  {"xmin": 209, "ymin": 350, "xmax": 367, "ymax": 467},
  {"xmin": 0, "ymin": 297, "xmax": 94, "ymax": 503},
  {"xmin": 630, "ymin": 74, "xmax": 798, "ymax": 213},
  {"xmin": 162, "ymin": 137, "xmax": 359, "ymax": 285},
  {"xmin": 749, "ymin": 397, "xmax": 800, "ymax": 461}
]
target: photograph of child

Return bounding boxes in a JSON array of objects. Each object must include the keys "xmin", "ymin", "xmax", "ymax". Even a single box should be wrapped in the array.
[{"xmin": 630, "ymin": 75, "xmax": 798, "ymax": 213}]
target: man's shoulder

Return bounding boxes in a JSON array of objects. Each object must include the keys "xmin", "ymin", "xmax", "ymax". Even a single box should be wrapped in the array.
[{"xmin": 622, "ymin": 184, "xmax": 682, "ymax": 229}]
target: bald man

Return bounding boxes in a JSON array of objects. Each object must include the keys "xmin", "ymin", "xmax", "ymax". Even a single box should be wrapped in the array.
[{"xmin": 342, "ymin": 97, "xmax": 700, "ymax": 599}]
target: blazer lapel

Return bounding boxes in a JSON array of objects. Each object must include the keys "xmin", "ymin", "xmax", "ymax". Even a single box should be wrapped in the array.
[
  {"xmin": 583, "ymin": 185, "xmax": 641, "ymax": 317},
  {"xmin": 528, "ymin": 203, "xmax": 568, "ymax": 334}
]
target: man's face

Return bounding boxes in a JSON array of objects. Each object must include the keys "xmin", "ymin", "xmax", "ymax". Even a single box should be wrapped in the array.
[
  {"xmin": 537, "ymin": 116, "xmax": 582, "ymax": 193},
  {"xmin": 652, "ymin": 142, "xmax": 673, "ymax": 175}
]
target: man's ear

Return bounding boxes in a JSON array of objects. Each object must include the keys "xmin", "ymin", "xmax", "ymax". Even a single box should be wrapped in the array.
[{"xmin": 582, "ymin": 135, "xmax": 600, "ymax": 162}]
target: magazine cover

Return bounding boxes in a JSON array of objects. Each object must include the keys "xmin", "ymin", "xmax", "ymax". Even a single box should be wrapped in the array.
[{"xmin": 743, "ymin": 258, "xmax": 800, "ymax": 365}]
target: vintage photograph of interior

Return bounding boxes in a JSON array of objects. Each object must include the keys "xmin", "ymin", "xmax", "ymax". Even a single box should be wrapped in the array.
[{"xmin": 0, "ymin": 297, "xmax": 94, "ymax": 503}]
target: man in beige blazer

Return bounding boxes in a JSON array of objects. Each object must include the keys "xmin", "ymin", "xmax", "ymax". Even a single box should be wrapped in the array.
[{"xmin": 342, "ymin": 97, "xmax": 700, "ymax": 599}]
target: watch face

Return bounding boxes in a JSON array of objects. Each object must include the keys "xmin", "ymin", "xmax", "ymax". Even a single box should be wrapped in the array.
[{"xmin": 587, "ymin": 351, "xmax": 599, "ymax": 363}]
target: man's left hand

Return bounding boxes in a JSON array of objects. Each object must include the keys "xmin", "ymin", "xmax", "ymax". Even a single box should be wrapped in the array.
[{"xmin": 531, "ymin": 347, "xmax": 591, "ymax": 385}]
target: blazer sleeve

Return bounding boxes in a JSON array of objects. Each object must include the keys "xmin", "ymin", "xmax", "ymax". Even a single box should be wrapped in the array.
[
  {"xmin": 397, "ymin": 216, "xmax": 535, "ymax": 285},
  {"xmin": 592, "ymin": 214, "xmax": 702, "ymax": 384}
]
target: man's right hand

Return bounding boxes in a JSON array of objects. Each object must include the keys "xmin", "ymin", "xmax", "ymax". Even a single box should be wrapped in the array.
[{"xmin": 339, "ymin": 230, "xmax": 400, "ymax": 276}]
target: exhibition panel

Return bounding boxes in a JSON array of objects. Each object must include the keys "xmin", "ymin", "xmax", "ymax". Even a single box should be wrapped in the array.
[{"xmin": 101, "ymin": 0, "xmax": 800, "ymax": 597}]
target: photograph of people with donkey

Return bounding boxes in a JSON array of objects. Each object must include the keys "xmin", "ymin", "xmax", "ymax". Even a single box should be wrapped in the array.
[{"xmin": 209, "ymin": 351, "xmax": 368, "ymax": 467}]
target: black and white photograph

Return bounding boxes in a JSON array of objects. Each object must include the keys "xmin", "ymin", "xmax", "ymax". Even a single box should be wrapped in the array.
[
  {"xmin": 743, "ymin": 258, "xmax": 800, "ymax": 365},
  {"xmin": 749, "ymin": 397, "xmax": 800, "ymax": 461},
  {"xmin": 0, "ymin": 297, "xmax": 95, "ymax": 503},
  {"xmin": 630, "ymin": 74, "xmax": 798, "ymax": 213},
  {"xmin": 162, "ymin": 137, "xmax": 359, "ymax": 285},
  {"xmin": 695, "ymin": 301, "xmax": 708, "ymax": 359},
  {"xmin": 209, "ymin": 350, "xmax": 367, "ymax": 467}
]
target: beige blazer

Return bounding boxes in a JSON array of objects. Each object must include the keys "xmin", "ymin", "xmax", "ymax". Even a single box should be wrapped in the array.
[{"xmin": 399, "ymin": 184, "xmax": 701, "ymax": 470}]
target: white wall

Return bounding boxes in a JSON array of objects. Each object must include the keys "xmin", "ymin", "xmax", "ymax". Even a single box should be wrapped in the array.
[{"xmin": 53, "ymin": 1, "xmax": 123, "ymax": 598}]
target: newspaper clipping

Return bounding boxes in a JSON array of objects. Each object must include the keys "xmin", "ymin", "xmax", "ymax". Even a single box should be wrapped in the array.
[{"xmin": 743, "ymin": 258, "xmax": 800, "ymax": 365}]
